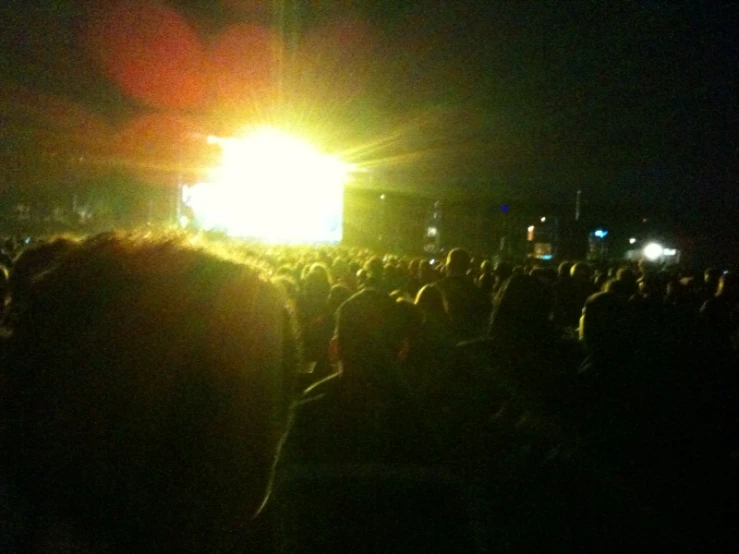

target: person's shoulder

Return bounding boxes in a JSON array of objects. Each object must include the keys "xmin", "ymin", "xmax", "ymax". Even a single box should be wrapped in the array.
[
  {"xmin": 299, "ymin": 371, "xmax": 341, "ymax": 405},
  {"xmin": 449, "ymin": 339, "xmax": 503, "ymax": 376}
]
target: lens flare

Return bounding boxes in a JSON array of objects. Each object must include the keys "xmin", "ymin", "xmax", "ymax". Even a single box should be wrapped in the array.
[{"xmin": 184, "ymin": 127, "xmax": 352, "ymax": 243}]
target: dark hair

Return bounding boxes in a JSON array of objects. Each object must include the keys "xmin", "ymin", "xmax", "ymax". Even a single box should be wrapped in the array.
[
  {"xmin": 489, "ymin": 275, "xmax": 550, "ymax": 338},
  {"xmin": 415, "ymin": 284, "xmax": 446, "ymax": 316},
  {"xmin": 445, "ymin": 248, "xmax": 471, "ymax": 275},
  {"xmin": 580, "ymin": 291, "xmax": 633, "ymax": 353},
  {"xmin": 4, "ymin": 233, "xmax": 300, "ymax": 553},
  {"xmin": 335, "ymin": 289, "xmax": 407, "ymax": 382}
]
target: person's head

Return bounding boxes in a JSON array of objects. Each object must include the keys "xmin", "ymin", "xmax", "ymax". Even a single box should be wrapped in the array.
[
  {"xmin": 5, "ymin": 233, "xmax": 300, "ymax": 553},
  {"xmin": 557, "ymin": 261, "xmax": 573, "ymax": 279},
  {"xmin": 716, "ymin": 271, "xmax": 738, "ymax": 302},
  {"xmin": 704, "ymin": 267, "xmax": 721, "ymax": 292},
  {"xmin": 364, "ymin": 256, "xmax": 384, "ymax": 280},
  {"xmin": 616, "ymin": 266, "xmax": 637, "ymax": 284},
  {"xmin": 570, "ymin": 262, "xmax": 591, "ymax": 281},
  {"xmin": 414, "ymin": 283, "xmax": 446, "ymax": 318},
  {"xmin": 330, "ymin": 289, "xmax": 409, "ymax": 383},
  {"xmin": 419, "ymin": 259, "xmax": 438, "ymax": 284},
  {"xmin": 331, "ymin": 258, "xmax": 349, "ymax": 283},
  {"xmin": 579, "ymin": 291, "xmax": 633, "ymax": 353},
  {"xmin": 328, "ymin": 283, "xmax": 353, "ymax": 315},
  {"xmin": 493, "ymin": 261, "xmax": 514, "ymax": 283},
  {"xmin": 302, "ymin": 264, "xmax": 331, "ymax": 307},
  {"xmin": 489, "ymin": 274, "xmax": 550, "ymax": 339},
  {"xmin": 445, "ymin": 248, "xmax": 471, "ymax": 276}
]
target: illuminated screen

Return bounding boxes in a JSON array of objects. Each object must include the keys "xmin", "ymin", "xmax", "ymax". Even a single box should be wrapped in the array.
[{"xmin": 184, "ymin": 128, "xmax": 350, "ymax": 243}]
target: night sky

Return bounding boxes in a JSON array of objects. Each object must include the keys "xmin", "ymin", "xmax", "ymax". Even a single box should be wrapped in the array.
[{"xmin": 0, "ymin": 0, "xmax": 737, "ymax": 243}]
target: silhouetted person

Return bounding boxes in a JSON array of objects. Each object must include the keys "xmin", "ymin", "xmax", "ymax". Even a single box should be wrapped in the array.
[
  {"xmin": 3, "ymin": 233, "xmax": 300, "ymax": 554},
  {"xmin": 701, "ymin": 270, "xmax": 739, "ymax": 350},
  {"xmin": 434, "ymin": 248, "xmax": 489, "ymax": 341},
  {"xmin": 285, "ymin": 289, "xmax": 437, "ymax": 466},
  {"xmin": 477, "ymin": 260, "xmax": 495, "ymax": 295}
]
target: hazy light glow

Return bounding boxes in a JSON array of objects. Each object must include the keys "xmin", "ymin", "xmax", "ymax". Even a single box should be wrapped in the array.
[
  {"xmin": 629, "ymin": 237, "xmax": 637, "ymax": 244},
  {"xmin": 643, "ymin": 242, "xmax": 664, "ymax": 261},
  {"xmin": 594, "ymin": 229, "xmax": 608, "ymax": 238},
  {"xmin": 186, "ymin": 127, "xmax": 351, "ymax": 243},
  {"xmin": 663, "ymin": 248, "xmax": 677, "ymax": 256}
]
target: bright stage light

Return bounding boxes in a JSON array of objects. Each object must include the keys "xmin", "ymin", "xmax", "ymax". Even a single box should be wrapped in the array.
[
  {"xmin": 643, "ymin": 242, "xmax": 663, "ymax": 261},
  {"xmin": 187, "ymin": 127, "xmax": 352, "ymax": 243}
]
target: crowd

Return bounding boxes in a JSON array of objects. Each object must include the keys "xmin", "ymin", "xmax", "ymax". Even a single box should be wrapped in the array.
[{"xmin": 1, "ymin": 231, "xmax": 737, "ymax": 553}]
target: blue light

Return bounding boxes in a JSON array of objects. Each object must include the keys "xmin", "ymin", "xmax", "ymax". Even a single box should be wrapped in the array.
[
  {"xmin": 501, "ymin": 204, "xmax": 509, "ymax": 212},
  {"xmin": 594, "ymin": 229, "xmax": 608, "ymax": 238}
]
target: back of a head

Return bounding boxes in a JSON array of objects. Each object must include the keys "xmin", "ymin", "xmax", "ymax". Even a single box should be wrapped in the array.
[
  {"xmin": 717, "ymin": 270, "xmax": 738, "ymax": 301},
  {"xmin": 558, "ymin": 261, "xmax": 573, "ymax": 279},
  {"xmin": 302, "ymin": 266, "xmax": 331, "ymax": 305},
  {"xmin": 570, "ymin": 262, "xmax": 591, "ymax": 281},
  {"xmin": 5, "ymin": 233, "xmax": 300, "ymax": 554},
  {"xmin": 490, "ymin": 274, "xmax": 550, "ymax": 339},
  {"xmin": 704, "ymin": 267, "xmax": 721, "ymax": 289},
  {"xmin": 364, "ymin": 256, "xmax": 384, "ymax": 279},
  {"xmin": 334, "ymin": 289, "xmax": 407, "ymax": 383},
  {"xmin": 580, "ymin": 291, "xmax": 633, "ymax": 354},
  {"xmin": 327, "ymin": 283, "xmax": 352, "ymax": 315},
  {"xmin": 415, "ymin": 282, "xmax": 445, "ymax": 308},
  {"xmin": 446, "ymin": 248, "xmax": 470, "ymax": 276}
]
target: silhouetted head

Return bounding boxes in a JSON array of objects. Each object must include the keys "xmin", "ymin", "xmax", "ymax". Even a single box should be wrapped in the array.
[
  {"xmin": 489, "ymin": 274, "xmax": 550, "ymax": 339},
  {"xmin": 558, "ymin": 261, "xmax": 573, "ymax": 279},
  {"xmin": 331, "ymin": 289, "xmax": 408, "ymax": 383},
  {"xmin": 414, "ymin": 284, "xmax": 446, "ymax": 317},
  {"xmin": 570, "ymin": 262, "xmax": 591, "ymax": 281},
  {"xmin": 579, "ymin": 291, "xmax": 633, "ymax": 354},
  {"xmin": 5, "ymin": 233, "xmax": 300, "ymax": 553},
  {"xmin": 328, "ymin": 283, "xmax": 353, "ymax": 315},
  {"xmin": 717, "ymin": 271, "xmax": 738, "ymax": 302},
  {"xmin": 704, "ymin": 267, "xmax": 721, "ymax": 292},
  {"xmin": 445, "ymin": 248, "xmax": 471, "ymax": 276},
  {"xmin": 364, "ymin": 256, "xmax": 384, "ymax": 280}
]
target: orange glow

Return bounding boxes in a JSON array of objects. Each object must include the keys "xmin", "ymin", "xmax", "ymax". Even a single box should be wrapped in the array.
[
  {"xmin": 209, "ymin": 24, "xmax": 281, "ymax": 109},
  {"xmin": 86, "ymin": 1, "xmax": 207, "ymax": 110},
  {"xmin": 116, "ymin": 114, "xmax": 206, "ymax": 185}
]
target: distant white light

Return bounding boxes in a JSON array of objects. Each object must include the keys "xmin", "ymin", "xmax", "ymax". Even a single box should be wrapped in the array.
[
  {"xmin": 663, "ymin": 248, "xmax": 677, "ymax": 256},
  {"xmin": 629, "ymin": 237, "xmax": 637, "ymax": 244},
  {"xmin": 643, "ymin": 242, "xmax": 663, "ymax": 261},
  {"xmin": 540, "ymin": 216, "xmax": 546, "ymax": 222},
  {"xmin": 594, "ymin": 229, "xmax": 608, "ymax": 238},
  {"xmin": 527, "ymin": 225, "xmax": 535, "ymax": 232},
  {"xmin": 380, "ymin": 194, "xmax": 386, "ymax": 200}
]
